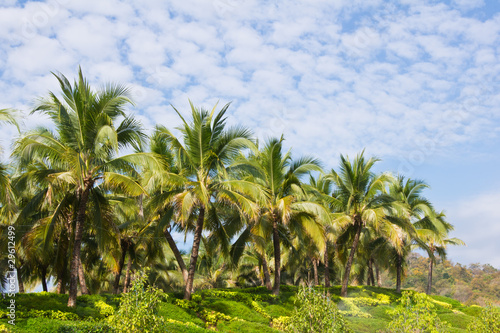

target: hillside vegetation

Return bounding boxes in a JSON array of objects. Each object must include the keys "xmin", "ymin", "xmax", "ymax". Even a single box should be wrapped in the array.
[
  {"xmin": 381, "ymin": 253, "xmax": 500, "ymax": 307},
  {"xmin": 0, "ymin": 285, "xmax": 495, "ymax": 333}
]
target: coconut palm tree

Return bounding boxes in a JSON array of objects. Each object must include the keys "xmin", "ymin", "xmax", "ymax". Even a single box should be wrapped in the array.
[
  {"xmin": 233, "ymin": 137, "xmax": 327, "ymax": 295},
  {"xmin": 385, "ymin": 176, "xmax": 436, "ymax": 292},
  {"xmin": 153, "ymin": 101, "xmax": 262, "ymax": 300},
  {"xmin": 415, "ymin": 210, "xmax": 465, "ymax": 294},
  {"xmin": 13, "ymin": 68, "xmax": 154, "ymax": 307},
  {"xmin": 326, "ymin": 151, "xmax": 395, "ymax": 297}
]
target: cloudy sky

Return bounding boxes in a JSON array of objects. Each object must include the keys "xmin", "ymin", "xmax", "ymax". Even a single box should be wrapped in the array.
[{"xmin": 1, "ymin": 0, "xmax": 499, "ymax": 268}]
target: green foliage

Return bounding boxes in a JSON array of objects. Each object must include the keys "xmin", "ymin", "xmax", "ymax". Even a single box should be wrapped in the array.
[
  {"xmin": 286, "ymin": 287, "xmax": 352, "ymax": 333},
  {"xmin": 174, "ymin": 299, "xmax": 201, "ymax": 312},
  {"xmin": 18, "ymin": 309, "xmax": 79, "ymax": 321},
  {"xmin": 395, "ymin": 254, "xmax": 500, "ymax": 306},
  {"xmin": 466, "ymin": 303, "xmax": 500, "ymax": 333},
  {"xmin": 0, "ymin": 323, "xmax": 10, "ymax": 333},
  {"xmin": 94, "ymin": 300, "xmax": 114, "ymax": 318},
  {"xmin": 271, "ymin": 316, "xmax": 291, "ymax": 331},
  {"xmin": 164, "ymin": 319, "xmax": 208, "ymax": 332},
  {"xmin": 372, "ymin": 293, "xmax": 392, "ymax": 305},
  {"xmin": 203, "ymin": 300, "xmax": 268, "ymax": 324},
  {"xmin": 339, "ymin": 298, "xmax": 372, "ymax": 318},
  {"xmin": 216, "ymin": 320, "xmax": 279, "ymax": 332},
  {"xmin": 200, "ymin": 309, "xmax": 236, "ymax": 328},
  {"xmin": 383, "ymin": 291, "xmax": 450, "ymax": 333},
  {"xmin": 0, "ymin": 286, "xmax": 487, "ymax": 333},
  {"xmin": 57, "ymin": 319, "xmax": 115, "ymax": 333},
  {"xmin": 110, "ymin": 270, "xmax": 168, "ymax": 332},
  {"xmin": 158, "ymin": 303, "xmax": 205, "ymax": 327}
]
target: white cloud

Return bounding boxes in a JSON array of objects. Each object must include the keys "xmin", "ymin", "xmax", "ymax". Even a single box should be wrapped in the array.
[{"xmin": 0, "ymin": 0, "xmax": 500, "ymax": 266}]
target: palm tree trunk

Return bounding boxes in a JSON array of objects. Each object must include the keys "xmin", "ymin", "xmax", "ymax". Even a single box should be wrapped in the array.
[
  {"xmin": 78, "ymin": 256, "xmax": 89, "ymax": 294},
  {"xmin": 261, "ymin": 253, "xmax": 272, "ymax": 290},
  {"xmin": 16, "ymin": 263, "xmax": 24, "ymax": 293},
  {"xmin": 56, "ymin": 272, "xmax": 66, "ymax": 294},
  {"xmin": 312, "ymin": 258, "xmax": 319, "ymax": 286},
  {"xmin": 341, "ymin": 216, "xmax": 362, "ymax": 297},
  {"xmin": 184, "ymin": 206, "xmax": 205, "ymax": 300},
  {"xmin": 272, "ymin": 219, "xmax": 281, "ymax": 295},
  {"xmin": 367, "ymin": 258, "xmax": 375, "ymax": 286},
  {"xmin": 396, "ymin": 254, "xmax": 402, "ymax": 293},
  {"xmin": 375, "ymin": 264, "xmax": 382, "ymax": 287},
  {"xmin": 113, "ymin": 240, "xmax": 128, "ymax": 294},
  {"xmin": 68, "ymin": 181, "xmax": 93, "ymax": 307},
  {"xmin": 426, "ymin": 258, "xmax": 433, "ymax": 295},
  {"xmin": 324, "ymin": 242, "xmax": 330, "ymax": 288},
  {"xmin": 164, "ymin": 227, "xmax": 188, "ymax": 284},
  {"xmin": 56, "ymin": 228, "xmax": 69, "ymax": 294},
  {"xmin": 123, "ymin": 254, "xmax": 132, "ymax": 293},
  {"xmin": 41, "ymin": 266, "xmax": 48, "ymax": 292}
]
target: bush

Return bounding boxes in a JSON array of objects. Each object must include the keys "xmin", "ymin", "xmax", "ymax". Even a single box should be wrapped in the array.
[
  {"xmin": 383, "ymin": 291, "xmax": 450, "ymax": 333},
  {"xmin": 57, "ymin": 319, "xmax": 115, "ymax": 333},
  {"xmin": 17, "ymin": 309, "xmax": 79, "ymax": 321},
  {"xmin": 271, "ymin": 316, "xmax": 291, "ymax": 331},
  {"xmin": 466, "ymin": 303, "xmax": 500, "ymax": 333},
  {"xmin": 286, "ymin": 287, "xmax": 352, "ymax": 333},
  {"xmin": 110, "ymin": 269, "xmax": 167, "ymax": 332},
  {"xmin": 200, "ymin": 309, "xmax": 235, "ymax": 328},
  {"xmin": 94, "ymin": 300, "xmax": 114, "ymax": 318}
]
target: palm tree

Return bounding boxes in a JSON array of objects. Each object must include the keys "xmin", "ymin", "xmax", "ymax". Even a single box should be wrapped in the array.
[
  {"xmin": 415, "ymin": 210, "xmax": 465, "ymax": 294},
  {"xmin": 386, "ymin": 176, "xmax": 436, "ymax": 292},
  {"xmin": 13, "ymin": 68, "xmax": 152, "ymax": 307},
  {"xmin": 0, "ymin": 108, "xmax": 18, "ymax": 219},
  {"xmin": 154, "ymin": 101, "xmax": 260, "ymax": 300},
  {"xmin": 234, "ymin": 137, "xmax": 326, "ymax": 295},
  {"xmin": 327, "ymin": 151, "xmax": 394, "ymax": 297},
  {"xmin": 304, "ymin": 174, "xmax": 344, "ymax": 288}
]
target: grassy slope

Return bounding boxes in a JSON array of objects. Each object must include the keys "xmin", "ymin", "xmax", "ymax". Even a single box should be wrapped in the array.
[{"xmin": 0, "ymin": 286, "xmax": 479, "ymax": 332}]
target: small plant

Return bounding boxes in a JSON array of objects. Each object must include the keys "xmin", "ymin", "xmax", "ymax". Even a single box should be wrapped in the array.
[
  {"xmin": 110, "ymin": 269, "xmax": 167, "ymax": 332},
  {"xmin": 466, "ymin": 303, "xmax": 500, "ymax": 333},
  {"xmin": 383, "ymin": 291, "xmax": 450, "ymax": 333},
  {"xmin": 200, "ymin": 309, "xmax": 235, "ymax": 328},
  {"xmin": 286, "ymin": 287, "xmax": 352, "ymax": 333}
]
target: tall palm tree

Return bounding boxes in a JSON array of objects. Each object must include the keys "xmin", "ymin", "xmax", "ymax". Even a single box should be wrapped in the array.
[
  {"xmin": 304, "ymin": 174, "xmax": 344, "ymax": 288},
  {"xmin": 386, "ymin": 176, "xmax": 436, "ymax": 292},
  {"xmin": 154, "ymin": 101, "xmax": 261, "ymax": 300},
  {"xmin": 13, "ymin": 68, "xmax": 152, "ymax": 307},
  {"xmin": 234, "ymin": 137, "xmax": 326, "ymax": 295},
  {"xmin": 327, "ymin": 151, "xmax": 394, "ymax": 297},
  {"xmin": 0, "ymin": 108, "xmax": 18, "ymax": 218}
]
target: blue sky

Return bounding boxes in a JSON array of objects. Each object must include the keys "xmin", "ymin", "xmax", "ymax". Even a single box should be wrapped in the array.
[{"xmin": 1, "ymin": 0, "xmax": 499, "ymax": 269}]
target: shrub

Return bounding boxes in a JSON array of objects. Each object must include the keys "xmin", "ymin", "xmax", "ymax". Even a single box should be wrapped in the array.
[
  {"xmin": 200, "ymin": 309, "xmax": 235, "ymax": 328},
  {"xmin": 95, "ymin": 300, "xmax": 114, "ymax": 318},
  {"xmin": 110, "ymin": 269, "xmax": 167, "ymax": 332},
  {"xmin": 339, "ymin": 298, "xmax": 372, "ymax": 318},
  {"xmin": 164, "ymin": 319, "xmax": 207, "ymax": 332},
  {"xmin": 271, "ymin": 316, "xmax": 291, "ymax": 331},
  {"xmin": 18, "ymin": 309, "xmax": 79, "ymax": 320},
  {"xmin": 57, "ymin": 319, "xmax": 115, "ymax": 333},
  {"xmin": 286, "ymin": 287, "xmax": 352, "ymax": 333},
  {"xmin": 466, "ymin": 303, "xmax": 500, "ymax": 333},
  {"xmin": 383, "ymin": 291, "xmax": 450, "ymax": 333}
]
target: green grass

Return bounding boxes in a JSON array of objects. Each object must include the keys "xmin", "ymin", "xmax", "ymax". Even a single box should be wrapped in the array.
[{"xmin": 0, "ymin": 286, "xmax": 487, "ymax": 332}]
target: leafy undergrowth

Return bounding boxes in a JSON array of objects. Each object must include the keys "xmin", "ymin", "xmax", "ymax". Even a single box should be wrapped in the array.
[{"xmin": 0, "ymin": 286, "xmax": 489, "ymax": 332}]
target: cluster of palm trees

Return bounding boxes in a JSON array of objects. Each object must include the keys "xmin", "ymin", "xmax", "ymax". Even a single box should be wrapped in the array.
[{"xmin": 0, "ymin": 69, "xmax": 464, "ymax": 307}]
